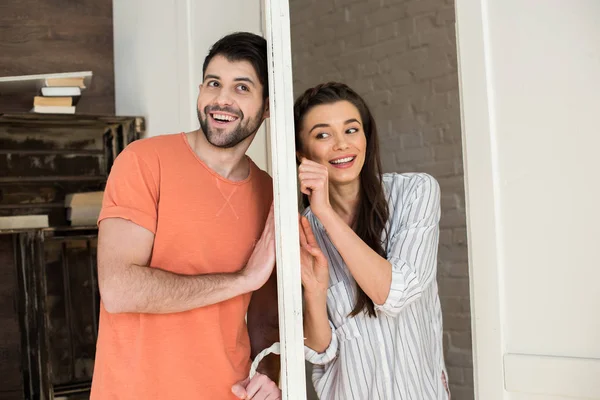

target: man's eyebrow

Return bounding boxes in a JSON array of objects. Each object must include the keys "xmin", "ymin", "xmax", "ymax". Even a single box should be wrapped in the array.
[
  {"xmin": 204, "ymin": 74, "xmax": 220, "ymax": 81},
  {"xmin": 234, "ymin": 77, "xmax": 256, "ymax": 86}
]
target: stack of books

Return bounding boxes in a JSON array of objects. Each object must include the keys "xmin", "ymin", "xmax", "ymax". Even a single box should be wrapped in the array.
[
  {"xmin": 0, "ymin": 215, "xmax": 49, "ymax": 230},
  {"xmin": 65, "ymin": 191, "xmax": 103, "ymax": 226},
  {"xmin": 0, "ymin": 71, "xmax": 92, "ymax": 114}
]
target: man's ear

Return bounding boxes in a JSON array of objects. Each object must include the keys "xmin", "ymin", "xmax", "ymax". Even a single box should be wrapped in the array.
[{"xmin": 262, "ymin": 99, "xmax": 270, "ymax": 119}]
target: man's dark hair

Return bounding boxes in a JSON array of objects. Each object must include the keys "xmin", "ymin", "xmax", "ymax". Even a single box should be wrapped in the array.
[{"xmin": 202, "ymin": 32, "xmax": 269, "ymax": 100}]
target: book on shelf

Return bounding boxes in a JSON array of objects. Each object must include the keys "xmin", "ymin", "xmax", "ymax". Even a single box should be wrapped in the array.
[
  {"xmin": 40, "ymin": 87, "xmax": 82, "ymax": 97},
  {"xmin": 44, "ymin": 76, "xmax": 87, "ymax": 88},
  {"xmin": 0, "ymin": 71, "xmax": 92, "ymax": 94},
  {"xmin": 32, "ymin": 105, "xmax": 75, "ymax": 114},
  {"xmin": 33, "ymin": 96, "xmax": 77, "ymax": 107},
  {"xmin": 0, "ymin": 71, "xmax": 92, "ymax": 115},
  {"xmin": 0, "ymin": 215, "xmax": 49, "ymax": 230},
  {"xmin": 65, "ymin": 191, "xmax": 103, "ymax": 226}
]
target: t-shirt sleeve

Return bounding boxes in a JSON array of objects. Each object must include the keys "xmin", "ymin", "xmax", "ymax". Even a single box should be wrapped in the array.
[{"xmin": 97, "ymin": 148, "xmax": 159, "ymax": 234}]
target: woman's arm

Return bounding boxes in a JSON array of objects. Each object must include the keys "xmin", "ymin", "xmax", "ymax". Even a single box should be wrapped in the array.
[
  {"xmin": 317, "ymin": 210, "xmax": 393, "ymax": 305},
  {"xmin": 314, "ymin": 174, "xmax": 441, "ymax": 315}
]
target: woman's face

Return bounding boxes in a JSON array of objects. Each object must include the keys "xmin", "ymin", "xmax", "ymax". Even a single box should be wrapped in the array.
[{"xmin": 298, "ymin": 100, "xmax": 367, "ymax": 186}]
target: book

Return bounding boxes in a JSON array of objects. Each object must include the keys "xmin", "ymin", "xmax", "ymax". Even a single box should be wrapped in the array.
[
  {"xmin": 45, "ymin": 76, "xmax": 86, "ymax": 88},
  {"xmin": 0, "ymin": 215, "xmax": 49, "ymax": 230},
  {"xmin": 32, "ymin": 105, "xmax": 76, "ymax": 114},
  {"xmin": 64, "ymin": 191, "xmax": 104, "ymax": 208},
  {"xmin": 65, "ymin": 191, "xmax": 103, "ymax": 226},
  {"xmin": 40, "ymin": 86, "xmax": 82, "ymax": 97},
  {"xmin": 66, "ymin": 206, "xmax": 100, "ymax": 226},
  {"xmin": 33, "ymin": 96, "xmax": 73, "ymax": 107}
]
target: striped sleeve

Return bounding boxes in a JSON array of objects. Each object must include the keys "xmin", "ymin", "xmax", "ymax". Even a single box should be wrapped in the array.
[
  {"xmin": 375, "ymin": 174, "xmax": 441, "ymax": 317},
  {"xmin": 304, "ymin": 321, "xmax": 339, "ymax": 365}
]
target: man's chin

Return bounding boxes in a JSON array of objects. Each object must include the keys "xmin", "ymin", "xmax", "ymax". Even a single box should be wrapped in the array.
[{"xmin": 206, "ymin": 133, "xmax": 247, "ymax": 149}]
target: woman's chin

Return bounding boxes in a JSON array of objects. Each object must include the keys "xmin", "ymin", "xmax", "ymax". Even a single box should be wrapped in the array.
[{"xmin": 328, "ymin": 170, "xmax": 361, "ymax": 186}]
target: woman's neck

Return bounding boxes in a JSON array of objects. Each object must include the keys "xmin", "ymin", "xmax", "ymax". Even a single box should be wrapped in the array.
[{"xmin": 329, "ymin": 180, "xmax": 361, "ymax": 227}]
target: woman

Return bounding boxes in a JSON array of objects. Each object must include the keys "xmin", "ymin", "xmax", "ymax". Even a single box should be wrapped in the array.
[{"xmin": 295, "ymin": 82, "xmax": 449, "ymax": 399}]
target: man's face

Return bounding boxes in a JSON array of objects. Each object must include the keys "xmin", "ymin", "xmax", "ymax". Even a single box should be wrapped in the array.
[{"xmin": 197, "ymin": 55, "xmax": 267, "ymax": 149}]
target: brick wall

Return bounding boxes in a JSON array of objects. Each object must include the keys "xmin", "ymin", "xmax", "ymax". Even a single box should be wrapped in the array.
[{"xmin": 290, "ymin": 0, "xmax": 473, "ymax": 398}]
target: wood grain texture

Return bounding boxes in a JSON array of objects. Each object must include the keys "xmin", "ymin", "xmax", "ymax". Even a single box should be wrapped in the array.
[
  {"xmin": 0, "ymin": 235, "xmax": 24, "ymax": 397},
  {"xmin": 0, "ymin": 0, "xmax": 115, "ymax": 114}
]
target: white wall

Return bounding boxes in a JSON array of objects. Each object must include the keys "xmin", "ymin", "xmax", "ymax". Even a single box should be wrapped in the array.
[
  {"xmin": 456, "ymin": 0, "xmax": 600, "ymax": 399},
  {"xmin": 112, "ymin": 0, "xmax": 270, "ymax": 172}
]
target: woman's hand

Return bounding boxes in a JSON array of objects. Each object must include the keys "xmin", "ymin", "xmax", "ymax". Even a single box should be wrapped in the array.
[
  {"xmin": 299, "ymin": 216, "xmax": 329, "ymax": 296},
  {"xmin": 298, "ymin": 158, "xmax": 332, "ymax": 218}
]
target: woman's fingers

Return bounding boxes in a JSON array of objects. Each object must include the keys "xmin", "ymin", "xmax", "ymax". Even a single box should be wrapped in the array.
[
  {"xmin": 298, "ymin": 164, "xmax": 326, "ymax": 173},
  {"xmin": 301, "ymin": 217, "xmax": 318, "ymax": 248}
]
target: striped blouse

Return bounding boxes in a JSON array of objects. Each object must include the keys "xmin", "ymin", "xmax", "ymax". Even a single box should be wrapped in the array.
[{"xmin": 303, "ymin": 172, "xmax": 449, "ymax": 400}]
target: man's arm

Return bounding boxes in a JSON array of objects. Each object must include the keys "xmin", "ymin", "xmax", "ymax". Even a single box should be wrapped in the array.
[
  {"xmin": 98, "ymin": 205, "xmax": 275, "ymax": 314},
  {"xmin": 247, "ymin": 269, "xmax": 280, "ymax": 382}
]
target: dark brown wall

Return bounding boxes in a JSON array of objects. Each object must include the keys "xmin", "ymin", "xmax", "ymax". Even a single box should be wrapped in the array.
[{"xmin": 0, "ymin": 0, "xmax": 114, "ymax": 114}]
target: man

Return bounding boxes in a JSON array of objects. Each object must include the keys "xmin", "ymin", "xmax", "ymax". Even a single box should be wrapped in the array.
[{"xmin": 91, "ymin": 32, "xmax": 281, "ymax": 399}]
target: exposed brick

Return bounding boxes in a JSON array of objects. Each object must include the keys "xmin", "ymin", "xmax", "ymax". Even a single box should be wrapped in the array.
[
  {"xmin": 439, "ymin": 277, "xmax": 469, "ymax": 297},
  {"xmin": 440, "ymin": 296, "xmax": 468, "ymax": 313},
  {"xmin": 447, "ymin": 367, "xmax": 464, "ymax": 385},
  {"xmin": 370, "ymin": 37, "xmax": 409, "ymax": 60},
  {"xmin": 421, "ymin": 126, "xmax": 443, "ymax": 145},
  {"xmin": 414, "ymin": 14, "xmax": 436, "ymax": 31},
  {"xmin": 440, "ymin": 209, "xmax": 467, "ymax": 229},
  {"xmin": 335, "ymin": 0, "xmax": 366, "ymax": 5},
  {"xmin": 449, "ymin": 331, "xmax": 472, "ymax": 350},
  {"xmin": 463, "ymin": 367, "xmax": 474, "ymax": 387},
  {"xmin": 441, "ymin": 193, "xmax": 460, "ymax": 210},
  {"xmin": 367, "ymin": 5, "xmax": 407, "ymax": 26},
  {"xmin": 406, "ymin": 0, "xmax": 443, "ymax": 16},
  {"xmin": 417, "ymin": 93, "xmax": 448, "ymax": 112},
  {"xmin": 389, "ymin": 47, "xmax": 429, "ymax": 70},
  {"xmin": 453, "ymin": 228, "xmax": 467, "ymax": 245},
  {"xmin": 346, "ymin": 1, "xmax": 374, "ymax": 20},
  {"xmin": 449, "ymin": 385, "xmax": 475, "ymax": 400},
  {"xmin": 399, "ymin": 132, "xmax": 423, "ymax": 148},
  {"xmin": 415, "ymin": 59, "xmax": 452, "ymax": 80},
  {"xmin": 443, "ymin": 313, "xmax": 471, "ymax": 332},
  {"xmin": 376, "ymin": 22, "xmax": 397, "ymax": 41},
  {"xmin": 396, "ymin": 146, "xmax": 433, "ymax": 163},
  {"xmin": 434, "ymin": 143, "xmax": 460, "ymax": 161},
  {"xmin": 418, "ymin": 160, "xmax": 457, "ymax": 177},
  {"xmin": 436, "ymin": 6, "xmax": 456, "ymax": 25},
  {"xmin": 432, "ymin": 74, "xmax": 458, "ymax": 93},
  {"xmin": 439, "ymin": 228, "xmax": 452, "ymax": 246}
]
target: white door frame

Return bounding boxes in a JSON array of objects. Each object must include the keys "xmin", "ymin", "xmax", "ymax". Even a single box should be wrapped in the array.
[
  {"xmin": 454, "ymin": 0, "xmax": 505, "ymax": 398},
  {"xmin": 263, "ymin": 0, "xmax": 308, "ymax": 398}
]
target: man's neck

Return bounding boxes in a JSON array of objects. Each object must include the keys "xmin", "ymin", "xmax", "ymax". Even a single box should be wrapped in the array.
[{"xmin": 186, "ymin": 129, "xmax": 253, "ymax": 181}]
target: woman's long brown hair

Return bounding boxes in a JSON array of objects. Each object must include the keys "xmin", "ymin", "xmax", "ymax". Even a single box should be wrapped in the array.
[{"xmin": 294, "ymin": 82, "xmax": 389, "ymax": 318}]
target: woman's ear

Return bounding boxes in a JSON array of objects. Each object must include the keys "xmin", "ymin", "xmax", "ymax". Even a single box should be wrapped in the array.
[{"xmin": 296, "ymin": 150, "xmax": 304, "ymax": 164}]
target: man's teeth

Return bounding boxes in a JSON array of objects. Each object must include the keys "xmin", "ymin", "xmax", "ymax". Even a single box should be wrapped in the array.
[
  {"xmin": 331, "ymin": 157, "xmax": 355, "ymax": 164},
  {"xmin": 213, "ymin": 114, "xmax": 237, "ymax": 122}
]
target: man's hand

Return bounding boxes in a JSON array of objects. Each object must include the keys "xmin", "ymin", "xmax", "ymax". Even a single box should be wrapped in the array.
[
  {"xmin": 231, "ymin": 373, "xmax": 281, "ymax": 399},
  {"xmin": 240, "ymin": 204, "xmax": 276, "ymax": 291},
  {"xmin": 299, "ymin": 216, "xmax": 329, "ymax": 296}
]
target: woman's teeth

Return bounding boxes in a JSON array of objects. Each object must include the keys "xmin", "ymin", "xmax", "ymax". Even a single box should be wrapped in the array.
[{"xmin": 330, "ymin": 156, "xmax": 355, "ymax": 164}]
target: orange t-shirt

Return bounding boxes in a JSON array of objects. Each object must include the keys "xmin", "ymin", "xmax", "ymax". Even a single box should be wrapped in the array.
[{"xmin": 90, "ymin": 133, "xmax": 273, "ymax": 400}]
